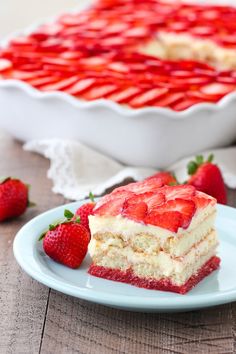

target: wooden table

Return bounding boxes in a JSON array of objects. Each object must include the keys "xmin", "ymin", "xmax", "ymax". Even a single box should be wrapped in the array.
[{"xmin": 0, "ymin": 130, "xmax": 236, "ymax": 354}]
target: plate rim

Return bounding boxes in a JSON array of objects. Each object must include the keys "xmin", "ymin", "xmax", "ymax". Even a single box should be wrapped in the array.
[{"xmin": 13, "ymin": 201, "xmax": 236, "ymax": 311}]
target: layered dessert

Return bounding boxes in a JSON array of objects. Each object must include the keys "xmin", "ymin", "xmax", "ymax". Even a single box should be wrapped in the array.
[
  {"xmin": 88, "ymin": 179, "xmax": 220, "ymax": 294},
  {"xmin": 1, "ymin": 0, "xmax": 236, "ymax": 110}
]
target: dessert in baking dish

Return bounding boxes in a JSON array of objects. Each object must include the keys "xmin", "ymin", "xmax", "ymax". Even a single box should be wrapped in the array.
[
  {"xmin": 1, "ymin": 0, "xmax": 236, "ymax": 111},
  {"xmin": 88, "ymin": 179, "xmax": 220, "ymax": 294}
]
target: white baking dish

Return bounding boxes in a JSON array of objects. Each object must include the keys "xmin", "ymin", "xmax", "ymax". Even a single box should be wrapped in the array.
[{"xmin": 0, "ymin": 1, "xmax": 236, "ymax": 168}]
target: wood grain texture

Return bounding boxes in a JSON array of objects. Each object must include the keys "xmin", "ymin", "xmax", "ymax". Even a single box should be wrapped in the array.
[
  {"xmin": 0, "ymin": 130, "xmax": 236, "ymax": 354},
  {"xmin": 0, "ymin": 132, "xmax": 64, "ymax": 354}
]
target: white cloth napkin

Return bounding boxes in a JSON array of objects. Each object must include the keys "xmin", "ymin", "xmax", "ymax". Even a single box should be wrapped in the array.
[{"xmin": 24, "ymin": 139, "xmax": 236, "ymax": 200}]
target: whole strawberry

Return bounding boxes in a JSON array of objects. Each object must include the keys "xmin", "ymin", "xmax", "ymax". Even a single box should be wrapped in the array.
[
  {"xmin": 187, "ymin": 154, "xmax": 227, "ymax": 204},
  {"xmin": 145, "ymin": 171, "xmax": 177, "ymax": 186},
  {"xmin": 73, "ymin": 192, "xmax": 95, "ymax": 234},
  {"xmin": 40, "ymin": 210, "xmax": 90, "ymax": 269},
  {"xmin": 0, "ymin": 177, "xmax": 32, "ymax": 221}
]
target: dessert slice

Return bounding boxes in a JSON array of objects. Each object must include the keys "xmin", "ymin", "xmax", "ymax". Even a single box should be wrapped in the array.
[{"xmin": 88, "ymin": 180, "xmax": 220, "ymax": 294}]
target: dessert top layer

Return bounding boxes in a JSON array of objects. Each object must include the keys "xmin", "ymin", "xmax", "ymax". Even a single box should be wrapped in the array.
[
  {"xmin": 93, "ymin": 177, "xmax": 216, "ymax": 232},
  {"xmin": 1, "ymin": 0, "xmax": 236, "ymax": 111}
]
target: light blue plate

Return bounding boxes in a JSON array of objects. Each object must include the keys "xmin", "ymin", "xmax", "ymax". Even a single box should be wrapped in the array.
[{"xmin": 13, "ymin": 202, "xmax": 236, "ymax": 312}]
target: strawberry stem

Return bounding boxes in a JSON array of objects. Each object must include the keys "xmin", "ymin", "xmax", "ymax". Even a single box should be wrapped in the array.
[
  {"xmin": 64, "ymin": 209, "xmax": 74, "ymax": 220},
  {"xmin": 89, "ymin": 191, "xmax": 95, "ymax": 202},
  {"xmin": 187, "ymin": 154, "xmax": 214, "ymax": 175},
  {"xmin": 28, "ymin": 201, "xmax": 36, "ymax": 208},
  {"xmin": 207, "ymin": 154, "xmax": 214, "ymax": 163},
  {"xmin": 187, "ymin": 161, "xmax": 198, "ymax": 175},
  {"xmin": 75, "ymin": 216, "xmax": 81, "ymax": 223}
]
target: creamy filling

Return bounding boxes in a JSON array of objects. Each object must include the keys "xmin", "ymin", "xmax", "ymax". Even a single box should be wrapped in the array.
[
  {"xmin": 89, "ymin": 207, "xmax": 216, "ymax": 256},
  {"xmin": 139, "ymin": 32, "xmax": 236, "ymax": 70},
  {"xmin": 89, "ymin": 231, "xmax": 218, "ymax": 285}
]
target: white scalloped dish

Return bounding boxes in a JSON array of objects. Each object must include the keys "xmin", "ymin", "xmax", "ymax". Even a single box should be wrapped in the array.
[{"xmin": 1, "ymin": 0, "xmax": 236, "ymax": 168}]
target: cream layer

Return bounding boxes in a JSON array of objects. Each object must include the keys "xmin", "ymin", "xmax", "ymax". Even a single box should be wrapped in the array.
[
  {"xmin": 139, "ymin": 32, "xmax": 236, "ymax": 70},
  {"xmin": 89, "ymin": 231, "xmax": 218, "ymax": 286},
  {"xmin": 89, "ymin": 207, "xmax": 216, "ymax": 257}
]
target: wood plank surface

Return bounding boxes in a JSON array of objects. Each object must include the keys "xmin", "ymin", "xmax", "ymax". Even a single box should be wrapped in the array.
[
  {"xmin": 0, "ymin": 132, "xmax": 65, "ymax": 354},
  {"xmin": 0, "ymin": 130, "xmax": 235, "ymax": 354}
]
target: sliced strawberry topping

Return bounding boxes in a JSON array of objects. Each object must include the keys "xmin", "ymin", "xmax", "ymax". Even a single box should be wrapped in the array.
[
  {"xmin": 129, "ymin": 88, "xmax": 168, "ymax": 108},
  {"xmin": 193, "ymin": 195, "xmax": 214, "ymax": 209},
  {"xmin": 94, "ymin": 190, "xmax": 133, "ymax": 211},
  {"xmin": 0, "ymin": 59, "xmax": 12, "ymax": 72},
  {"xmin": 107, "ymin": 87, "xmax": 142, "ymax": 103},
  {"xmin": 124, "ymin": 192, "xmax": 165, "ymax": 211},
  {"xmin": 108, "ymin": 62, "xmax": 130, "ymax": 73},
  {"xmin": 172, "ymin": 97, "xmax": 202, "ymax": 111},
  {"xmin": 122, "ymin": 201, "xmax": 148, "ymax": 222},
  {"xmin": 93, "ymin": 198, "xmax": 124, "ymax": 216},
  {"xmin": 145, "ymin": 211, "xmax": 183, "ymax": 232},
  {"xmin": 117, "ymin": 179, "xmax": 164, "ymax": 194},
  {"xmin": 154, "ymin": 198, "xmax": 196, "ymax": 228},
  {"xmin": 200, "ymin": 83, "xmax": 235, "ymax": 96},
  {"xmin": 82, "ymin": 84, "xmax": 118, "ymax": 100},
  {"xmin": 161, "ymin": 185, "xmax": 196, "ymax": 201},
  {"xmin": 27, "ymin": 76, "xmax": 60, "ymax": 88},
  {"xmin": 40, "ymin": 76, "xmax": 79, "ymax": 91},
  {"xmin": 153, "ymin": 93, "xmax": 185, "ymax": 108},
  {"xmin": 65, "ymin": 78, "xmax": 97, "ymax": 95}
]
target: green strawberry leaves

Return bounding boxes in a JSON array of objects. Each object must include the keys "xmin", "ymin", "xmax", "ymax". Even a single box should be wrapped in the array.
[
  {"xmin": 187, "ymin": 154, "xmax": 214, "ymax": 176},
  {"xmin": 38, "ymin": 209, "xmax": 81, "ymax": 241}
]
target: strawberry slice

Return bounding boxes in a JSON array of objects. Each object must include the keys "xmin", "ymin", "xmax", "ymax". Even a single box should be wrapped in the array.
[
  {"xmin": 103, "ymin": 23, "xmax": 130, "ymax": 35},
  {"xmin": 60, "ymin": 51, "xmax": 84, "ymax": 60},
  {"xmin": 0, "ymin": 59, "xmax": 12, "ymax": 72},
  {"xmin": 172, "ymin": 97, "xmax": 202, "ymax": 111},
  {"xmin": 31, "ymin": 24, "xmax": 62, "ymax": 37},
  {"xmin": 88, "ymin": 19, "xmax": 108, "ymax": 31},
  {"xmin": 154, "ymin": 92, "xmax": 185, "ymax": 108},
  {"xmin": 80, "ymin": 57, "xmax": 108, "ymax": 67},
  {"xmin": 200, "ymin": 83, "xmax": 235, "ymax": 96},
  {"xmin": 171, "ymin": 70, "xmax": 195, "ymax": 78},
  {"xmin": 145, "ymin": 211, "xmax": 183, "ymax": 232},
  {"xmin": 82, "ymin": 84, "xmax": 118, "ymax": 100},
  {"xmin": 93, "ymin": 198, "xmax": 124, "ymax": 216},
  {"xmin": 101, "ymin": 37, "xmax": 127, "ymax": 47},
  {"xmin": 27, "ymin": 76, "xmax": 60, "ymax": 88},
  {"xmin": 10, "ymin": 70, "xmax": 48, "ymax": 80},
  {"xmin": 161, "ymin": 185, "xmax": 196, "ymax": 201},
  {"xmin": 42, "ymin": 57, "xmax": 72, "ymax": 67},
  {"xmin": 108, "ymin": 62, "xmax": 130, "ymax": 73},
  {"xmin": 193, "ymin": 195, "xmax": 214, "ymax": 210},
  {"xmin": 155, "ymin": 198, "xmax": 196, "ymax": 228},
  {"xmin": 107, "ymin": 87, "xmax": 142, "ymax": 103},
  {"xmin": 95, "ymin": 190, "xmax": 133, "ymax": 211},
  {"xmin": 187, "ymin": 91, "xmax": 219, "ymax": 102},
  {"xmin": 129, "ymin": 88, "xmax": 168, "ymax": 108},
  {"xmin": 122, "ymin": 201, "xmax": 148, "ymax": 222},
  {"xmin": 40, "ymin": 76, "xmax": 80, "ymax": 91},
  {"xmin": 124, "ymin": 27, "xmax": 149, "ymax": 38},
  {"xmin": 170, "ymin": 76, "xmax": 212, "ymax": 86},
  {"xmin": 65, "ymin": 78, "xmax": 97, "ymax": 95},
  {"xmin": 191, "ymin": 26, "xmax": 216, "ymax": 36},
  {"xmin": 10, "ymin": 36, "xmax": 36, "ymax": 47},
  {"xmin": 216, "ymin": 76, "xmax": 236, "ymax": 85},
  {"xmin": 124, "ymin": 192, "xmax": 165, "ymax": 211},
  {"xmin": 117, "ymin": 179, "xmax": 164, "ymax": 195}
]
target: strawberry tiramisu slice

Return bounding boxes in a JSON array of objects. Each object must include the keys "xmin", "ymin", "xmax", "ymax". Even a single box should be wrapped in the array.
[{"xmin": 88, "ymin": 179, "xmax": 220, "ymax": 294}]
